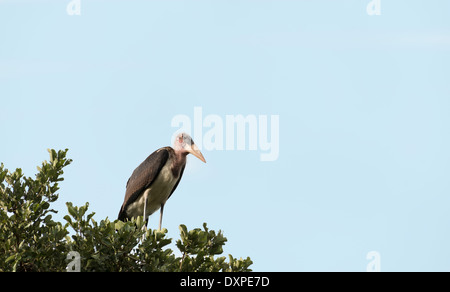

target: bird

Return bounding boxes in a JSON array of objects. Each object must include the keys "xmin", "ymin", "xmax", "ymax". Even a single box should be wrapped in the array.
[{"xmin": 118, "ymin": 133, "xmax": 206, "ymax": 230}]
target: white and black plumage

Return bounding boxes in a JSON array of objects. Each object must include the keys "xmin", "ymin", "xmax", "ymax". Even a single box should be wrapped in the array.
[{"xmin": 118, "ymin": 133, "xmax": 206, "ymax": 230}]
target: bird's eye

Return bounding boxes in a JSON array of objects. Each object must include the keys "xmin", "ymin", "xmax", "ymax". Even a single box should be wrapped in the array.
[{"xmin": 178, "ymin": 137, "xmax": 183, "ymax": 143}]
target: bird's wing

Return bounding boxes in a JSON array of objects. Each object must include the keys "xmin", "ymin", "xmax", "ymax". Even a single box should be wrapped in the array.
[{"xmin": 118, "ymin": 147, "xmax": 170, "ymax": 220}]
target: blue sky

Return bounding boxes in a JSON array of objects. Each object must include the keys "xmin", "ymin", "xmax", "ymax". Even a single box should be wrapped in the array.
[{"xmin": 1, "ymin": 0, "xmax": 450, "ymax": 271}]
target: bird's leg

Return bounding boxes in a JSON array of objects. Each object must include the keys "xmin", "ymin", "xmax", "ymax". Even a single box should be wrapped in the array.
[
  {"xmin": 142, "ymin": 194, "xmax": 148, "ymax": 241},
  {"xmin": 143, "ymin": 197, "xmax": 147, "ymax": 225},
  {"xmin": 159, "ymin": 204, "xmax": 164, "ymax": 231}
]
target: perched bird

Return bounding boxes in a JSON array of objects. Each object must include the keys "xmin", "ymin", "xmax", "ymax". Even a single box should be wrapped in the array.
[{"xmin": 118, "ymin": 133, "xmax": 206, "ymax": 230}]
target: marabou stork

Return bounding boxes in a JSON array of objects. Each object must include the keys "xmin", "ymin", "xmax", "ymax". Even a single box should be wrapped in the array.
[{"xmin": 118, "ymin": 133, "xmax": 206, "ymax": 230}]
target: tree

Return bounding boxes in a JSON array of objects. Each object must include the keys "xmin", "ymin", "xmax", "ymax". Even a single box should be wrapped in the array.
[{"xmin": 0, "ymin": 149, "xmax": 252, "ymax": 272}]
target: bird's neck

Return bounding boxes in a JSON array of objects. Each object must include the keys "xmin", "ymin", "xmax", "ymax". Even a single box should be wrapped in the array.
[{"xmin": 171, "ymin": 151, "xmax": 187, "ymax": 176}]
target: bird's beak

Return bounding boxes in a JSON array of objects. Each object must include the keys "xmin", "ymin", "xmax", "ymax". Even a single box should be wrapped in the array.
[{"xmin": 189, "ymin": 143, "xmax": 206, "ymax": 163}]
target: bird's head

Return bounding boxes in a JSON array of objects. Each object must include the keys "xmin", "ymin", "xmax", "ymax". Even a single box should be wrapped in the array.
[{"xmin": 174, "ymin": 133, "xmax": 206, "ymax": 163}]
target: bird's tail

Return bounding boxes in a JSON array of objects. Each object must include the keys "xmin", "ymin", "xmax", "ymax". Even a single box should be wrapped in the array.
[{"xmin": 117, "ymin": 205, "xmax": 127, "ymax": 222}]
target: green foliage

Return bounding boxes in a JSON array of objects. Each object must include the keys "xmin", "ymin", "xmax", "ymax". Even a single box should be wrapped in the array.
[
  {"xmin": 177, "ymin": 223, "xmax": 252, "ymax": 272},
  {"xmin": 0, "ymin": 149, "xmax": 71, "ymax": 272},
  {"xmin": 0, "ymin": 149, "xmax": 252, "ymax": 272}
]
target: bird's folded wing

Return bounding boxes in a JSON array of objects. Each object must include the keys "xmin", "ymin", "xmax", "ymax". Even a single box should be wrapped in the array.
[{"xmin": 118, "ymin": 147, "xmax": 170, "ymax": 220}]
